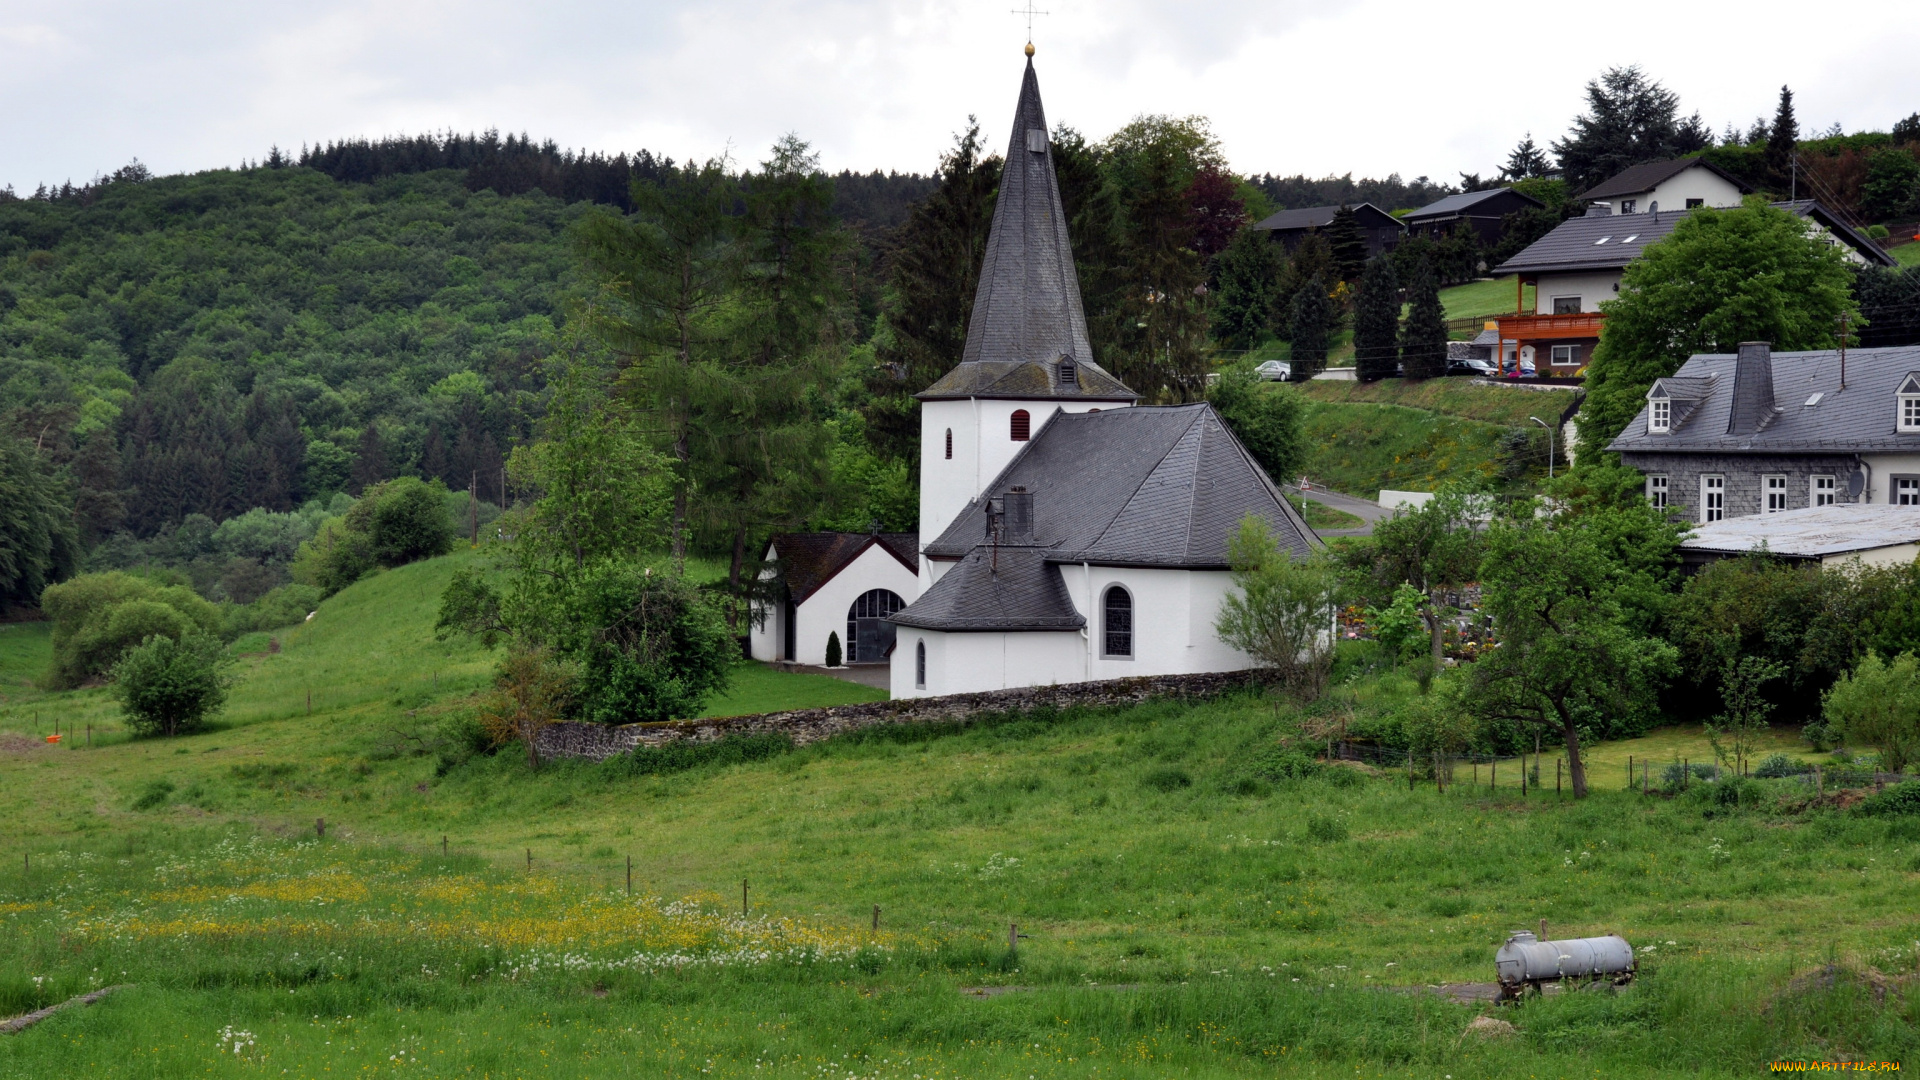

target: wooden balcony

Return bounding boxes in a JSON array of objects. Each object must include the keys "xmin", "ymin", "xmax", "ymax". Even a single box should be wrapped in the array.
[{"xmin": 1496, "ymin": 312, "xmax": 1606, "ymax": 341}]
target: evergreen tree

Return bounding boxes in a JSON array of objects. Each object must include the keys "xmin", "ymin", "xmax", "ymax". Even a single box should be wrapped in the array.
[
  {"xmin": 70, "ymin": 430, "xmax": 124, "ymax": 547},
  {"xmin": 1286, "ymin": 275, "xmax": 1331, "ymax": 380},
  {"xmin": 1765, "ymin": 85, "xmax": 1799, "ymax": 196},
  {"xmin": 1399, "ymin": 258, "xmax": 1448, "ymax": 380},
  {"xmin": 1857, "ymin": 266, "xmax": 1920, "ymax": 348},
  {"xmin": 1051, "ymin": 125, "xmax": 1128, "ymax": 371},
  {"xmin": 1351, "ymin": 257, "xmax": 1401, "ymax": 382},
  {"xmin": 1274, "ymin": 233, "xmax": 1334, "ymax": 338},
  {"xmin": 1105, "ymin": 117, "xmax": 1214, "ymax": 399},
  {"xmin": 862, "ymin": 122, "xmax": 1001, "ymax": 463},
  {"xmin": 0, "ymin": 437, "xmax": 79, "ymax": 608},
  {"xmin": 1211, "ymin": 227, "xmax": 1281, "ymax": 351},
  {"xmin": 1553, "ymin": 67, "xmax": 1711, "ymax": 195},
  {"xmin": 420, "ymin": 426, "xmax": 450, "ymax": 486},
  {"xmin": 352, "ymin": 424, "xmax": 388, "ymax": 494},
  {"xmin": 1503, "ymin": 134, "xmax": 1551, "ymax": 181},
  {"xmin": 1862, "ymin": 148, "xmax": 1920, "ymax": 221},
  {"xmin": 1324, "ymin": 205, "xmax": 1367, "ymax": 284},
  {"xmin": 574, "ymin": 157, "xmax": 744, "ymax": 569}
]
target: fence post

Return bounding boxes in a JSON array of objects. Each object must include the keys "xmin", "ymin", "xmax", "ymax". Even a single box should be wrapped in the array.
[
  {"xmin": 1628, "ymin": 755, "xmax": 1633, "ymax": 790},
  {"xmin": 742, "ymin": 879, "xmax": 749, "ymax": 918},
  {"xmin": 626, "ymin": 855, "xmax": 632, "ymax": 896},
  {"xmin": 315, "ymin": 818, "xmax": 325, "ymax": 839},
  {"xmin": 526, "ymin": 848, "xmax": 531, "ymax": 871},
  {"xmin": 1557, "ymin": 758, "xmax": 1561, "ymax": 795}
]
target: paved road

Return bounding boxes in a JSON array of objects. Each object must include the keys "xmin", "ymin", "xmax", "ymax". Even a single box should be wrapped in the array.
[{"xmin": 1287, "ymin": 484, "xmax": 1390, "ymax": 537}]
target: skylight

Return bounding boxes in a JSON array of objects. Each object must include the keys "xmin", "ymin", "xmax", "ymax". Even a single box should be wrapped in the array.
[
  {"xmin": 1594, "ymin": 237, "xmax": 1611, "ymax": 245},
  {"xmin": 1805, "ymin": 393, "xmax": 1824, "ymax": 407},
  {"xmin": 1622, "ymin": 234, "xmax": 1639, "ymax": 243}
]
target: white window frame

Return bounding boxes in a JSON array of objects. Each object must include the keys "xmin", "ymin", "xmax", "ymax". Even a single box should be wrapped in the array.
[
  {"xmin": 1647, "ymin": 474, "xmax": 1669, "ymax": 510},
  {"xmin": 1902, "ymin": 395, "xmax": 1920, "ymax": 433},
  {"xmin": 1619, "ymin": 199, "xmax": 1637, "ymax": 214},
  {"xmin": 1897, "ymin": 477, "xmax": 1920, "ymax": 506},
  {"xmin": 1811, "ymin": 475, "xmax": 1836, "ymax": 506},
  {"xmin": 1101, "ymin": 585, "xmax": 1133, "ymax": 660},
  {"xmin": 1551, "ymin": 295, "xmax": 1582, "ymax": 315},
  {"xmin": 1701, "ymin": 475, "xmax": 1725, "ymax": 523},
  {"xmin": 1649, "ymin": 399, "xmax": 1671, "ymax": 433},
  {"xmin": 1763, "ymin": 474, "xmax": 1788, "ymax": 513},
  {"xmin": 1550, "ymin": 344, "xmax": 1576, "ymax": 365}
]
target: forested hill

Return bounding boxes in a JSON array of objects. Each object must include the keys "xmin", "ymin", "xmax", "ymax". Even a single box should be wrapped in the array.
[{"xmin": 0, "ymin": 166, "xmax": 580, "ymax": 538}]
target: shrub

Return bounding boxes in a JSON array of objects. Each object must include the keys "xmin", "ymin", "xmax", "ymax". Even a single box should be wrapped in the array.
[
  {"xmin": 359, "ymin": 477, "xmax": 455, "ymax": 566},
  {"xmin": 290, "ymin": 516, "xmax": 377, "ymax": 596},
  {"xmin": 1755, "ymin": 753, "xmax": 1814, "ymax": 779},
  {"xmin": 130, "ymin": 779, "xmax": 175, "ymax": 810},
  {"xmin": 1858, "ymin": 781, "xmax": 1920, "ymax": 817},
  {"xmin": 1684, "ymin": 775, "xmax": 1768, "ymax": 813},
  {"xmin": 825, "ymin": 631, "xmax": 842, "ymax": 669},
  {"xmin": 111, "ymin": 634, "xmax": 233, "ymax": 737},
  {"xmin": 1306, "ymin": 813, "xmax": 1349, "ymax": 842},
  {"xmin": 1141, "ymin": 766, "xmax": 1193, "ymax": 792},
  {"xmin": 602, "ymin": 733, "xmax": 794, "ymax": 778},
  {"xmin": 1662, "ymin": 761, "xmax": 1720, "ymax": 786},
  {"xmin": 1253, "ymin": 744, "xmax": 1323, "ymax": 781},
  {"xmin": 40, "ymin": 571, "xmax": 222, "ymax": 688},
  {"xmin": 565, "ymin": 565, "xmax": 736, "ymax": 725},
  {"xmin": 1823, "ymin": 651, "xmax": 1920, "ymax": 774},
  {"xmin": 222, "ymin": 583, "xmax": 324, "ymax": 636}
]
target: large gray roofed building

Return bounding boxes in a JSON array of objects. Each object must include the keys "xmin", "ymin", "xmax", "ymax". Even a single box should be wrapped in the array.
[
  {"xmin": 917, "ymin": 58, "xmax": 1134, "ymax": 404},
  {"xmin": 897, "ymin": 404, "xmax": 1319, "ymax": 631},
  {"xmin": 1609, "ymin": 344, "xmax": 1920, "ymax": 454},
  {"xmin": 1495, "ymin": 201, "xmax": 1894, "ymax": 277},
  {"xmin": 1577, "ymin": 157, "xmax": 1750, "ymax": 201}
]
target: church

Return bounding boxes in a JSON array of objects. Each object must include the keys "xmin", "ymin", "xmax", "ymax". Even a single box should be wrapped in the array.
[{"xmin": 748, "ymin": 49, "xmax": 1321, "ymax": 697}]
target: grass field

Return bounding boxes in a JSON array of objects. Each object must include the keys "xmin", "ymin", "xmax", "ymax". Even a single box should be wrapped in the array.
[
  {"xmin": 1438, "ymin": 277, "xmax": 1530, "ymax": 325},
  {"xmin": 1891, "ymin": 240, "xmax": 1920, "ymax": 267},
  {"xmin": 3, "ymin": 555, "xmax": 1918, "ymax": 1077},
  {"xmin": 1298, "ymin": 400, "xmax": 1508, "ymax": 498},
  {"xmin": 1296, "ymin": 377, "xmax": 1579, "ymax": 428},
  {"xmin": 1285, "ymin": 494, "xmax": 1365, "ymax": 532}
]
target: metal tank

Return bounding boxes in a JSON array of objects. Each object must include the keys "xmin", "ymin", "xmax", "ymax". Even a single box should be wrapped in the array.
[{"xmin": 1495, "ymin": 931, "xmax": 1635, "ymax": 999}]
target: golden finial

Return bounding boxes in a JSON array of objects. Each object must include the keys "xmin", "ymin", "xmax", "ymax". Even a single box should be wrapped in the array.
[{"xmin": 1025, "ymin": 41, "xmax": 1035, "ymax": 57}]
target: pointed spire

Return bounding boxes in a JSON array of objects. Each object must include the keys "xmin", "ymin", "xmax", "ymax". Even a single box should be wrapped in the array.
[{"xmin": 919, "ymin": 58, "xmax": 1134, "ymax": 402}]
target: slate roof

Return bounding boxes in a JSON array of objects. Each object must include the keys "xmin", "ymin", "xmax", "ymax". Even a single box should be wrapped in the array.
[
  {"xmin": 1491, "ymin": 200, "xmax": 1895, "ymax": 276},
  {"xmin": 919, "ymin": 59, "xmax": 1135, "ymax": 404},
  {"xmin": 889, "ymin": 546, "xmax": 1085, "ymax": 632},
  {"xmin": 1403, "ymin": 187, "xmax": 1543, "ymax": 221},
  {"xmin": 768, "ymin": 532, "xmax": 918, "ymax": 605},
  {"xmin": 1680, "ymin": 505, "xmax": 1920, "ymax": 559},
  {"xmin": 1608, "ymin": 345, "xmax": 1920, "ymax": 455},
  {"xmin": 1576, "ymin": 157, "xmax": 1750, "ymax": 201},
  {"xmin": 1249, "ymin": 202, "xmax": 1403, "ymax": 234},
  {"xmin": 895, "ymin": 403, "xmax": 1320, "ymax": 631}
]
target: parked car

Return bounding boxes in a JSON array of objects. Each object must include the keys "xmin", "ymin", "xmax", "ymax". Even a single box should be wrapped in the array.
[
  {"xmin": 1446, "ymin": 357, "xmax": 1497, "ymax": 377},
  {"xmin": 1255, "ymin": 359, "xmax": 1292, "ymax": 381}
]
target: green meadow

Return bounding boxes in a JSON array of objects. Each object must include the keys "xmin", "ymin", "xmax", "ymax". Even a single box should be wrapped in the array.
[{"xmin": 2, "ymin": 551, "xmax": 1918, "ymax": 1077}]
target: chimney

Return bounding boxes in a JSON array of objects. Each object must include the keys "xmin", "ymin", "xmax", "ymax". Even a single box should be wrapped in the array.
[
  {"xmin": 1004, "ymin": 486, "xmax": 1034, "ymax": 543},
  {"xmin": 1726, "ymin": 342, "xmax": 1776, "ymax": 435},
  {"xmin": 1584, "ymin": 203, "xmax": 1612, "ymax": 217}
]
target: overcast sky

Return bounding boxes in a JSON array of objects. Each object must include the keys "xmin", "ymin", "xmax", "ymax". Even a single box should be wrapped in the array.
[{"xmin": 4, "ymin": 0, "xmax": 1918, "ymax": 194}]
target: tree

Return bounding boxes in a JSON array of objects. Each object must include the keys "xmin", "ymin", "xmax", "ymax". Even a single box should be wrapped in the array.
[
  {"xmin": 1861, "ymin": 148, "xmax": 1920, "ymax": 222},
  {"xmin": 1895, "ymin": 113, "xmax": 1920, "ymax": 146},
  {"xmin": 1350, "ymin": 256, "xmax": 1400, "ymax": 382},
  {"xmin": 1216, "ymin": 517, "xmax": 1340, "ymax": 701},
  {"xmin": 1764, "ymin": 85, "xmax": 1799, "ymax": 197},
  {"xmin": 1323, "ymin": 205, "xmax": 1367, "ymax": 284},
  {"xmin": 1463, "ymin": 505, "xmax": 1680, "ymax": 796},
  {"xmin": 1823, "ymin": 651, "xmax": 1920, "ymax": 774},
  {"xmin": 1346, "ymin": 492, "xmax": 1483, "ymax": 666},
  {"xmin": 351, "ymin": 424, "xmax": 387, "ymax": 495},
  {"xmin": 111, "ymin": 633, "xmax": 233, "ymax": 737},
  {"xmin": 825, "ymin": 630, "xmax": 843, "ymax": 669},
  {"xmin": 1211, "ymin": 226, "xmax": 1281, "ymax": 350},
  {"xmin": 573, "ymin": 157, "xmax": 743, "ymax": 571},
  {"xmin": 478, "ymin": 647, "xmax": 573, "ymax": 769},
  {"xmin": 1577, "ymin": 202, "xmax": 1856, "ymax": 454},
  {"xmin": 40, "ymin": 571, "xmax": 222, "ymax": 688},
  {"xmin": 1706, "ymin": 655, "xmax": 1786, "ymax": 776},
  {"xmin": 1398, "ymin": 258, "xmax": 1448, "ymax": 380},
  {"xmin": 1285, "ymin": 275, "xmax": 1331, "ymax": 380},
  {"xmin": 1502, "ymin": 134, "xmax": 1551, "ymax": 181},
  {"xmin": 1857, "ymin": 265, "xmax": 1920, "ymax": 348},
  {"xmin": 1184, "ymin": 165, "xmax": 1247, "ymax": 259},
  {"xmin": 0, "ymin": 437, "xmax": 78, "ymax": 610},
  {"xmin": 1552, "ymin": 66, "xmax": 1711, "ymax": 196},
  {"xmin": 1103, "ymin": 116, "xmax": 1218, "ymax": 399},
  {"xmin": 1206, "ymin": 367, "xmax": 1306, "ymax": 483}
]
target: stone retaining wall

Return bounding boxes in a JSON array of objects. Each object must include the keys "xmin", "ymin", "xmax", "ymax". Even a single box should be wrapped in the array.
[{"xmin": 534, "ymin": 670, "xmax": 1264, "ymax": 762}]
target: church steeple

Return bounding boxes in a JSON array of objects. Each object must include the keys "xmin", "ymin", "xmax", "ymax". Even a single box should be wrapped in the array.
[{"xmin": 917, "ymin": 57, "xmax": 1135, "ymax": 403}]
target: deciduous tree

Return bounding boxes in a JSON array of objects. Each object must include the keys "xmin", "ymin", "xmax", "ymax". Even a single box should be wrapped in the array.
[{"xmin": 1216, "ymin": 518, "xmax": 1340, "ymax": 701}]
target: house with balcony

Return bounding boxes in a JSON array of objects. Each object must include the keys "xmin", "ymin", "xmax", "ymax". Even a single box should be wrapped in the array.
[
  {"xmin": 1608, "ymin": 341, "xmax": 1920, "ymax": 526},
  {"xmin": 1492, "ymin": 198, "xmax": 1891, "ymax": 378}
]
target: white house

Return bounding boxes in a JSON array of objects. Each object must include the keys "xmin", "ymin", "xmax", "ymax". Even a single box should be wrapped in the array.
[
  {"xmin": 750, "ymin": 50, "xmax": 1322, "ymax": 698},
  {"xmin": 1576, "ymin": 157, "xmax": 1748, "ymax": 218}
]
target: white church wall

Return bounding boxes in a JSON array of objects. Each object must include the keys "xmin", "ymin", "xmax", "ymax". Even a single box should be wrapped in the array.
[
  {"xmin": 749, "ymin": 543, "xmax": 919, "ymax": 666},
  {"xmin": 890, "ymin": 628, "xmax": 1086, "ymax": 698},
  {"xmin": 748, "ymin": 546, "xmax": 783, "ymax": 663}
]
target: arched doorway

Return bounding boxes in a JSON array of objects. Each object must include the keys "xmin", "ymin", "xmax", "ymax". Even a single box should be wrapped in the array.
[{"xmin": 847, "ymin": 589, "xmax": 905, "ymax": 664}]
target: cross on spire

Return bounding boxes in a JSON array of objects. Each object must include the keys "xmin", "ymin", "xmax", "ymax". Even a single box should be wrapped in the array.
[{"xmin": 1010, "ymin": 1, "xmax": 1048, "ymax": 46}]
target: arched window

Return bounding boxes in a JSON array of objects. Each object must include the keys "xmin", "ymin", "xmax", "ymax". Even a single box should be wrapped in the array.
[
  {"xmin": 1058, "ymin": 358, "xmax": 1078, "ymax": 387},
  {"xmin": 1103, "ymin": 586, "xmax": 1133, "ymax": 658},
  {"xmin": 944, "ymin": 427, "xmax": 953, "ymax": 459},
  {"xmin": 1010, "ymin": 409, "xmax": 1031, "ymax": 441},
  {"xmin": 915, "ymin": 640, "xmax": 926, "ymax": 689},
  {"xmin": 847, "ymin": 589, "xmax": 905, "ymax": 663}
]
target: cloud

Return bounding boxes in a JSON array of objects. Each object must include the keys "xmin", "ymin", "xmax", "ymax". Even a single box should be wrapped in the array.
[{"xmin": 2, "ymin": 0, "xmax": 1917, "ymax": 193}]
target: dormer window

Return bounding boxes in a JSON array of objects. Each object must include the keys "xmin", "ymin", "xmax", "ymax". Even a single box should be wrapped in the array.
[
  {"xmin": 1620, "ymin": 199, "xmax": 1637, "ymax": 214},
  {"xmin": 1900, "ymin": 374, "xmax": 1920, "ymax": 432},
  {"xmin": 1649, "ymin": 399, "xmax": 1671, "ymax": 433},
  {"xmin": 1058, "ymin": 358, "xmax": 1078, "ymax": 387}
]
